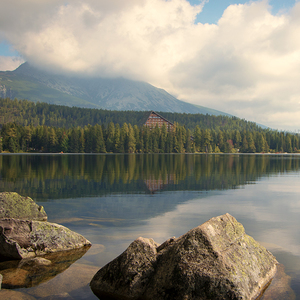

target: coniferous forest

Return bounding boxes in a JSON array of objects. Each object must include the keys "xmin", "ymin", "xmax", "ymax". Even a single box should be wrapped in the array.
[{"xmin": 0, "ymin": 97, "xmax": 299, "ymax": 154}]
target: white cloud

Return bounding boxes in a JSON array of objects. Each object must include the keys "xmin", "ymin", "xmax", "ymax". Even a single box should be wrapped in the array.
[
  {"xmin": 1, "ymin": 0, "xmax": 300, "ymax": 130},
  {"xmin": 0, "ymin": 56, "xmax": 25, "ymax": 71}
]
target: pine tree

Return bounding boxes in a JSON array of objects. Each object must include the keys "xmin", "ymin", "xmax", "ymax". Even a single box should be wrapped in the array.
[
  {"xmin": 60, "ymin": 132, "xmax": 69, "ymax": 153},
  {"xmin": 286, "ymin": 135, "xmax": 293, "ymax": 153},
  {"xmin": 185, "ymin": 128, "xmax": 192, "ymax": 153},
  {"xmin": 69, "ymin": 127, "xmax": 79, "ymax": 153},
  {"xmin": 247, "ymin": 132, "xmax": 256, "ymax": 153},
  {"xmin": 193, "ymin": 126, "xmax": 201, "ymax": 152},
  {"xmin": 152, "ymin": 125, "xmax": 161, "ymax": 153},
  {"xmin": 203, "ymin": 129, "xmax": 212, "ymax": 153},
  {"xmin": 127, "ymin": 124, "xmax": 136, "ymax": 153},
  {"xmin": 94, "ymin": 124, "xmax": 106, "ymax": 153},
  {"xmin": 119, "ymin": 123, "xmax": 129, "ymax": 153},
  {"xmin": 241, "ymin": 134, "xmax": 248, "ymax": 153},
  {"xmin": 106, "ymin": 122, "xmax": 115, "ymax": 153},
  {"xmin": 49, "ymin": 127, "xmax": 58, "ymax": 152},
  {"xmin": 160, "ymin": 123, "xmax": 167, "ymax": 153},
  {"xmin": 114, "ymin": 124, "xmax": 121, "ymax": 153},
  {"xmin": 79, "ymin": 128, "xmax": 85, "ymax": 153},
  {"xmin": 217, "ymin": 130, "xmax": 225, "ymax": 152}
]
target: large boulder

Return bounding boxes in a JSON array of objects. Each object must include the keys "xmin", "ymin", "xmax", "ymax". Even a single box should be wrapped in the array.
[
  {"xmin": 0, "ymin": 192, "xmax": 47, "ymax": 221},
  {"xmin": 0, "ymin": 218, "xmax": 91, "ymax": 260},
  {"xmin": 90, "ymin": 213, "xmax": 278, "ymax": 300}
]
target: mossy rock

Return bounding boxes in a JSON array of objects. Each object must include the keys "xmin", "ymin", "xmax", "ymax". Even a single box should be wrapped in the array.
[
  {"xmin": 0, "ymin": 192, "xmax": 47, "ymax": 221},
  {"xmin": 91, "ymin": 213, "xmax": 278, "ymax": 300},
  {"xmin": 0, "ymin": 218, "xmax": 91, "ymax": 260}
]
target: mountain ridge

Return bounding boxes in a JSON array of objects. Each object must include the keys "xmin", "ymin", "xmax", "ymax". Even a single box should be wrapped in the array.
[{"xmin": 0, "ymin": 62, "xmax": 231, "ymax": 116}]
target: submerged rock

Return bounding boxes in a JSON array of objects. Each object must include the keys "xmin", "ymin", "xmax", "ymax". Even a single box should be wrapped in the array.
[
  {"xmin": 0, "ymin": 192, "xmax": 47, "ymax": 221},
  {"xmin": 260, "ymin": 264, "xmax": 296, "ymax": 300},
  {"xmin": 0, "ymin": 289, "xmax": 36, "ymax": 300},
  {"xmin": 0, "ymin": 218, "xmax": 91, "ymax": 260},
  {"xmin": 90, "ymin": 213, "xmax": 278, "ymax": 300},
  {"xmin": 0, "ymin": 247, "xmax": 91, "ymax": 289}
]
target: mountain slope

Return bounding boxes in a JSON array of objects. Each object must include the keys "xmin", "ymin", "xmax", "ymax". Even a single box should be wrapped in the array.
[{"xmin": 0, "ymin": 62, "xmax": 230, "ymax": 116}]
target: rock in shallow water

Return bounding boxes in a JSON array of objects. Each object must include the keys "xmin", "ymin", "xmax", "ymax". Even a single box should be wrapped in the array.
[
  {"xmin": 90, "ymin": 213, "xmax": 278, "ymax": 300},
  {"xmin": 0, "ymin": 218, "xmax": 91, "ymax": 260},
  {"xmin": 0, "ymin": 247, "xmax": 91, "ymax": 289}
]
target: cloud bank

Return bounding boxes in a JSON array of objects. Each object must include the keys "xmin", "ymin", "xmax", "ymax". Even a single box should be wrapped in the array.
[
  {"xmin": 1, "ymin": 0, "xmax": 300, "ymax": 130},
  {"xmin": 0, "ymin": 56, "xmax": 24, "ymax": 71}
]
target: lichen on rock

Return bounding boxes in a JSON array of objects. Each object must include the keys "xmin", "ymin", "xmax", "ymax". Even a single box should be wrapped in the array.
[
  {"xmin": 90, "ymin": 213, "xmax": 278, "ymax": 300},
  {"xmin": 0, "ymin": 192, "xmax": 91, "ymax": 261},
  {"xmin": 0, "ymin": 192, "xmax": 47, "ymax": 221},
  {"xmin": 0, "ymin": 218, "xmax": 91, "ymax": 260}
]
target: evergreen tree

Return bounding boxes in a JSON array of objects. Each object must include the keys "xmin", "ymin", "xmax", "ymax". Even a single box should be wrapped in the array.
[
  {"xmin": 79, "ymin": 128, "xmax": 85, "ymax": 153},
  {"xmin": 114, "ymin": 124, "xmax": 121, "ymax": 152},
  {"xmin": 94, "ymin": 124, "xmax": 106, "ymax": 153},
  {"xmin": 247, "ymin": 132, "xmax": 256, "ymax": 153},
  {"xmin": 203, "ymin": 129, "xmax": 212, "ymax": 153},
  {"xmin": 217, "ymin": 130, "xmax": 225, "ymax": 152},
  {"xmin": 60, "ymin": 132, "xmax": 69, "ymax": 153},
  {"xmin": 234, "ymin": 130, "xmax": 241, "ymax": 149},
  {"xmin": 193, "ymin": 126, "xmax": 201, "ymax": 152},
  {"xmin": 119, "ymin": 123, "xmax": 129, "ymax": 152},
  {"xmin": 49, "ymin": 127, "xmax": 58, "ymax": 152},
  {"xmin": 127, "ymin": 124, "xmax": 136, "ymax": 153},
  {"xmin": 143, "ymin": 126, "xmax": 150, "ymax": 153},
  {"xmin": 241, "ymin": 134, "xmax": 248, "ymax": 153},
  {"xmin": 286, "ymin": 135, "xmax": 293, "ymax": 153},
  {"xmin": 185, "ymin": 128, "xmax": 192, "ymax": 153},
  {"xmin": 160, "ymin": 123, "xmax": 167, "ymax": 153},
  {"xmin": 24, "ymin": 126, "xmax": 32, "ymax": 152},
  {"xmin": 69, "ymin": 127, "xmax": 79, "ymax": 153},
  {"xmin": 152, "ymin": 125, "xmax": 160, "ymax": 153},
  {"xmin": 106, "ymin": 122, "xmax": 115, "ymax": 152}
]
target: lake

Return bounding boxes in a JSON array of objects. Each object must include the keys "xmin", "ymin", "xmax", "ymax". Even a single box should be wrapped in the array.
[{"xmin": 0, "ymin": 153, "xmax": 300, "ymax": 299}]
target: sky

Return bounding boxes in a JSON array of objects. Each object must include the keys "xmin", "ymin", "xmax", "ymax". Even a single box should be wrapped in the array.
[{"xmin": 0, "ymin": 0, "xmax": 300, "ymax": 132}]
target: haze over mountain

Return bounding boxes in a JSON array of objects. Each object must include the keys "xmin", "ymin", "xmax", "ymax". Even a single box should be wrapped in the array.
[{"xmin": 0, "ymin": 63, "xmax": 230, "ymax": 116}]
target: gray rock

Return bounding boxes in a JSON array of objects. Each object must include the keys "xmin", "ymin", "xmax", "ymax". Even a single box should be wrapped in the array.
[
  {"xmin": 0, "ymin": 218, "xmax": 91, "ymax": 260},
  {"xmin": 90, "ymin": 213, "xmax": 278, "ymax": 300},
  {"xmin": 0, "ymin": 192, "xmax": 47, "ymax": 221}
]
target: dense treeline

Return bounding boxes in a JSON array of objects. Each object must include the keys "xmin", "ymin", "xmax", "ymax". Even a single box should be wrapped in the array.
[
  {"xmin": 0, "ymin": 97, "xmax": 262, "ymax": 131},
  {"xmin": 1, "ymin": 121, "xmax": 300, "ymax": 154}
]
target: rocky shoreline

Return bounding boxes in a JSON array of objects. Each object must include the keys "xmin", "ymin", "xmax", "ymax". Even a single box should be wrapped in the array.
[{"xmin": 0, "ymin": 192, "xmax": 296, "ymax": 299}]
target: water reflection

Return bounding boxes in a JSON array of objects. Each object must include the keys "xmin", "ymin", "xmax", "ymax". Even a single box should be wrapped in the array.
[
  {"xmin": 1, "ymin": 154, "xmax": 300, "ymax": 200},
  {"xmin": 1, "ymin": 154, "xmax": 300, "ymax": 299},
  {"xmin": 0, "ymin": 246, "xmax": 91, "ymax": 288}
]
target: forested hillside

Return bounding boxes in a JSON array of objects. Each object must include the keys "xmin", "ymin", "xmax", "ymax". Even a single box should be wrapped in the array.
[
  {"xmin": 1, "ymin": 118, "xmax": 299, "ymax": 154},
  {"xmin": 0, "ymin": 97, "xmax": 299, "ymax": 154},
  {"xmin": 0, "ymin": 97, "xmax": 259, "ymax": 131}
]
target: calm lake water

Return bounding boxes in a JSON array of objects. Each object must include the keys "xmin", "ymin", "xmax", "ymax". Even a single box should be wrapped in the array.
[{"xmin": 0, "ymin": 153, "xmax": 300, "ymax": 299}]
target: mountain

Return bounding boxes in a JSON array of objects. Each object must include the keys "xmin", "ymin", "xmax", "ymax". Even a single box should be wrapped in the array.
[{"xmin": 0, "ymin": 62, "xmax": 230, "ymax": 116}]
